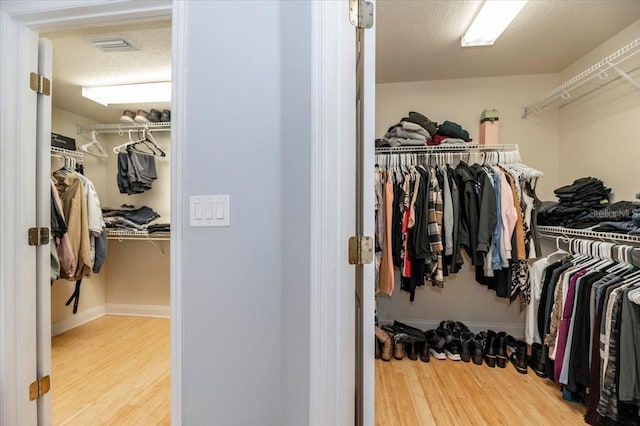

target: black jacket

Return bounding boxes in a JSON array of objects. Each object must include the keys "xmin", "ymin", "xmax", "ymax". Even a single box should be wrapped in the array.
[
  {"xmin": 471, "ymin": 164, "xmax": 497, "ymax": 264},
  {"xmin": 455, "ymin": 162, "xmax": 480, "ymax": 265}
]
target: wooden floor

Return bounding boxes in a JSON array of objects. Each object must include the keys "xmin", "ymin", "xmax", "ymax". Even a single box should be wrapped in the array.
[
  {"xmin": 375, "ymin": 357, "xmax": 586, "ymax": 425},
  {"xmin": 53, "ymin": 317, "xmax": 586, "ymax": 425},
  {"xmin": 51, "ymin": 316, "xmax": 170, "ymax": 425}
]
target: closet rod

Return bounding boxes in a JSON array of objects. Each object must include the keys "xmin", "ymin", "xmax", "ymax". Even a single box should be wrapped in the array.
[
  {"xmin": 538, "ymin": 225, "xmax": 640, "ymax": 245},
  {"xmin": 77, "ymin": 122, "xmax": 171, "ymax": 135},
  {"xmin": 522, "ymin": 37, "xmax": 640, "ymax": 117},
  {"xmin": 375, "ymin": 143, "xmax": 519, "ymax": 154}
]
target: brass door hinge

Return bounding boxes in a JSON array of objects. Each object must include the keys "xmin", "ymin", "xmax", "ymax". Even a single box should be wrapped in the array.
[
  {"xmin": 29, "ymin": 375, "xmax": 51, "ymax": 401},
  {"xmin": 28, "ymin": 227, "xmax": 50, "ymax": 246},
  {"xmin": 349, "ymin": 236, "xmax": 373, "ymax": 265},
  {"xmin": 29, "ymin": 72, "xmax": 51, "ymax": 96},
  {"xmin": 349, "ymin": 0, "xmax": 374, "ymax": 29}
]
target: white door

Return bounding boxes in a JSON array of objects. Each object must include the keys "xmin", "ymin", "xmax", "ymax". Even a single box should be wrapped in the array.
[
  {"xmin": 351, "ymin": 1, "xmax": 376, "ymax": 425},
  {"xmin": 35, "ymin": 38, "xmax": 54, "ymax": 425},
  {"xmin": 0, "ymin": 11, "xmax": 41, "ymax": 425}
]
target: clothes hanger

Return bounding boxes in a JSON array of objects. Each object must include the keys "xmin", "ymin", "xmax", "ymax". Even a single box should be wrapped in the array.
[
  {"xmin": 144, "ymin": 129, "xmax": 166, "ymax": 157},
  {"xmin": 113, "ymin": 129, "xmax": 137, "ymax": 153},
  {"xmin": 546, "ymin": 236, "xmax": 570, "ymax": 263},
  {"xmin": 79, "ymin": 130, "xmax": 108, "ymax": 158}
]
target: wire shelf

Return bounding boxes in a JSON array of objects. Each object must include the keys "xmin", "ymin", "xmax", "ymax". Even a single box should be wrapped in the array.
[
  {"xmin": 78, "ymin": 122, "xmax": 171, "ymax": 134},
  {"xmin": 538, "ymin": 226, "xmax": 640, "ymax": 245},
  {"xmin": 107, "ymin": 230, "xmax": 170, "ymax": 241},
  {"xmin": 51, "ymin": 146, "xmax": 84, "ymax": 158},
  {"xmin": 522, "ymin": 37, "xmax": 640, "ymax": 117},
  {"xmin": 375, "ymin": 143, "xmax": 519, "ymax": 154}
]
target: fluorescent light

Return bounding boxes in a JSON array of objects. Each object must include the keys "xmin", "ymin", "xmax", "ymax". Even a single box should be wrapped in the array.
[
  {"xmin": 82, "ymin": 82, "xmax": 171, "ymax": 106},
  {"xmin": 462, "ymin": 0, "xmax": 527, "ymax": 47}
]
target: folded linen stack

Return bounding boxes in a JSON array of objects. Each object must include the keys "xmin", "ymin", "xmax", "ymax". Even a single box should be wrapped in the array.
[
  {"xmin": 538, "ymin": 177, "xmax": 612, "ymax": 228},
  {"xmin": 102, "ymin": 205, "xmax": 164, "ymax": 232},
  {"xmin": 377, "ymin": 111, "xmax": 437, "ymax": 147},
  {"xmin": 376, "ymin": 112, "xmax": 473, "ymax": 147}
]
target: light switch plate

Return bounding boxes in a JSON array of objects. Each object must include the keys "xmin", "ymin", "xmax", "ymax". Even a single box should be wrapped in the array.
[{"xmin": 190, "ymin": 195, "xmax": 230, "ymax": 227}]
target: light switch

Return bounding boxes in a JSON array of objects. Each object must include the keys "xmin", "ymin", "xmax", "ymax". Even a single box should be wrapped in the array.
[
  {"xmin": 190, "ymin": 195, "xmax": 230, "ymax": 227},
  {"xmin": 215, "ymin": 202, "xmax": 224, "ymax": 220}
]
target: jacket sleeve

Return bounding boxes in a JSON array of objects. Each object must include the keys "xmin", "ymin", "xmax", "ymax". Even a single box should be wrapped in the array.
[{"xmin": 476, "ymin": 174, "xmax": 497, "ymax": 256}]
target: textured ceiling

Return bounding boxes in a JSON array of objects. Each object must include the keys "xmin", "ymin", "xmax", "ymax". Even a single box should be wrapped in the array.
[
  {"xmin": 42, "ymin": 3, "xmax": 640, "ymax": 123},
  {"xmin": 43, "ymin": 20, "xmax": 171, "ymax": 124},
  {"xmin": 377, "ymin": 0, "xmax": 640, "ymax": 83}
]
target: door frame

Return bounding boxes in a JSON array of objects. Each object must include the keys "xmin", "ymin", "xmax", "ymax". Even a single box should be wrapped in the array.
[
  {"xmin": 0, "ymin": 1, "xmax": 373, "ymax": 424},
  {"xmin": 0, "ymin": 1, "xmax": 175, "ymax": 424}
]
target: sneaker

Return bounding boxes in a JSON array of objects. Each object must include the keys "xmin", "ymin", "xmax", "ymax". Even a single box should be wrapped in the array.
[
  {"xmin": 425, "ymin": 329, "xmax": 447, "ymax": 360},
  {"xmin": 120, "ymin": 109, "xmax": 135, "ymax": 123},
  {"xmin": 160, "ymin": 109, "xmax": 171, "ymax": 122},
  {"xmin": 148, "ymin": 108, "xmax": 161, "ymax": 123},
  {"xmin": 445, "ymin": 339, "xmax": 462, "ymax": 361},
  {"xmin": 134, "ymin": 109, "xmax": 149, "ymax": 123}
]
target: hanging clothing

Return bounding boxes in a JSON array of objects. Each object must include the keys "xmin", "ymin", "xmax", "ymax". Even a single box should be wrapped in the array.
[
  {"xmin": 373, "ymin": 149, "xmax": 542, "ymax": 304},
  {"xmin": 533, "ymin": 248, "xmax": 640, "ymax": 425},
  {"xmin": 52, "ymin": 171, "xmax": 93, "ymax": 279}
]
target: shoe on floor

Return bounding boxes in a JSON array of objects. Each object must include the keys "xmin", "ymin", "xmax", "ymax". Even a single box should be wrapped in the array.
[
  {"xmin": 510, "ymin": 340, "xmax": 528, "ymax": 374},
  {"xmin": 445, "ymin": 339, "xmax": 462, "ymax": 361},
  {"xmin": 417, "ymin": 341, "xmax": 430, "ymax": 363},
  {"xmin": 528, "ymin": 342, "xmax": 546, "ymax": 377},
  {"xmin": 460, "ymin": 332, "xmax": 474, "ymax": 363},
  {"xmin": 425, "ymin": 329, "xmax": 447, "ymax": 360}
]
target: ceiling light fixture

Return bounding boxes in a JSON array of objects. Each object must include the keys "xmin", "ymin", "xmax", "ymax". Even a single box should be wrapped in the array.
[
  {"xmin": 461, "ymin": 0, "xmax": 528, "ymax": 47},
  {"xmin": 82, "ymin": 82, "xmax": 171, "ymax": 106}
]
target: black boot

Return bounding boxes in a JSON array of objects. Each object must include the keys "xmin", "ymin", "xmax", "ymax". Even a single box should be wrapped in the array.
[
  {"xmin": 528, "ymin": 343, "xmax": 546, "ymax": 377},
  {"xmin": 495, "ymin": 332, "xmax": 508, "ymax": 368},
  {"xmin": 484, "ymin": 330, "xmax": 497, "ymax": 367},
  {"xmin": 510, "ymin": 340, "xmax": 528, "ymax": 374},
  {"xmin": 505, "ymin": 335, "xmax": 516, "ymax": 358},
  {"xmin": 460, "ymin": 332, "xmax": 474, "ymax": 363},
  {"xmin": 470, "ymin": 337, "xmax": 484, "ymax": 366},
  {"xmin": 406, "ymin": 342, "xmax": 418, "ymax": 361},
  {"xmin": 417, "ymin": 340, "xmax": 430, "ymax": 363}
]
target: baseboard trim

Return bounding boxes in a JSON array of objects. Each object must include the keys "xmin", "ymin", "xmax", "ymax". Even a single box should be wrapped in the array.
[
  {"xmin": 106, "ymin": 303, "xmax": 170, "ymax": 318},
  {"xmin": 379, "ymin": 318, "xmax": 525, "ymax": 339},
  {"xmin": 51, "ymin": 304, "xmax": 107, "ymax": 336}
]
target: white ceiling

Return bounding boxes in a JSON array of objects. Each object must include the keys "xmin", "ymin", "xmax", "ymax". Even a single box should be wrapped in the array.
[
  {"xmin": 43, "ymin": 20, "xmax": 171, "ymax": 124},
  {"xmin": 42, "ymin": 2, "xmax": 640, "ymax": 123},
  {"xmin": 377, "ymin": 0, "xmax": 640, "ymax": 83}
]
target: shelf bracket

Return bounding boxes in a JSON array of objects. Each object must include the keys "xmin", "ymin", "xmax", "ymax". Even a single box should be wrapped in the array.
[{"xmin": 611, "ymin": 64, "xmax": 640, "ymax": 90}]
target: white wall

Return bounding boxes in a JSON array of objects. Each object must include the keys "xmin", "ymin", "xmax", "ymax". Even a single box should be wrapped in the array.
[
  {"xmin": 51, "ymin": 108, "xmax": 171, "ymax": 325},
  {"xmin": 179, "ymin": 1, "xmax": 285, "ymax": 424},
  {"xmin": 375, "ymin": 74, "xmax": 560, "ymax": 336},
  {"xmin": 102, "ymin": 131, "xmax": 170, "ymax": 308},
  {"xmin": 376, "ymin": 74, "xmax": 560, "ymax": 199},
  {"xmin": 558, "ymin": 19, "xmax": 640, "ymax": 201},
  {"xmin": 280, "ymin": 2, "xmax": 311, "ymax": 424}
]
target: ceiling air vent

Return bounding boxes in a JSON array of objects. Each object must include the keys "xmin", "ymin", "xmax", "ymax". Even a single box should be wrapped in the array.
[{"xmin": 86, "ymin": 34, "xmax": 139, "ymax": 53}]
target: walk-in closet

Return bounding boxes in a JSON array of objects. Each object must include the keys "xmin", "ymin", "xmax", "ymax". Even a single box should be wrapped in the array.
[
  {"xmin": 373, "ymin": 2, "xmax": 640, "ymax": 425},
  {"xmin": 44, "ymin": 20, "xmax": 171, "ymax": 424}
]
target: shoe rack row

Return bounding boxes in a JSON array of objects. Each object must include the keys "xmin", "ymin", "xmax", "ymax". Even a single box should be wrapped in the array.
[
  {"xmin": 121, "ymin": 108, "xmax": 171, "ymax": 124},
  {"xmin": 375, "ymin": 320, "xmax": 546, "ymax": 376}
]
